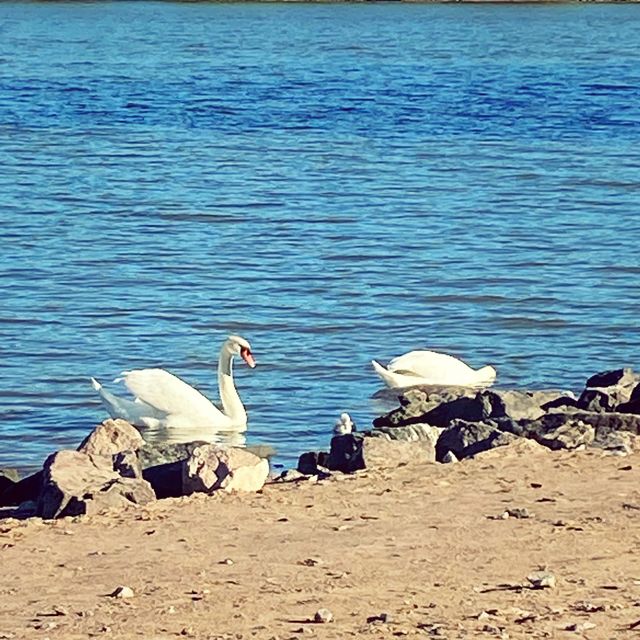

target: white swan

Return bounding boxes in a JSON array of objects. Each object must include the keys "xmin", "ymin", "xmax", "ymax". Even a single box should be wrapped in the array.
[
  {"xmin": 371, "ymin": 350, "xmax": 496, "ymax": 389},
  {"xmin": 91, "ymin": 335, "xmax": 256, "ymax": 431}
]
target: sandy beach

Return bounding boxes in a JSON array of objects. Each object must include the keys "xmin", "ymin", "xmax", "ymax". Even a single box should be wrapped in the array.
[{"xmin": 2, "ymin": 442, "xmax": 640, "ymax": 639}]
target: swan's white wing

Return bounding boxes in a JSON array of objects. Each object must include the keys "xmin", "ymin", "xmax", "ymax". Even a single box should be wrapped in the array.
[
  {"xmin": 121, "ymin": 368, "xmax": 224, "ymax": 421},
  {"xmin": 388, "ymin": 350, "xmax": 475, "ymax": 379}
]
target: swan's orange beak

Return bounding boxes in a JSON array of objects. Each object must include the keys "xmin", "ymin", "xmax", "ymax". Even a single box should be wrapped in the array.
[{"xmin": 241, "ymin": 348, "xmax": 256, "ymax": 369}]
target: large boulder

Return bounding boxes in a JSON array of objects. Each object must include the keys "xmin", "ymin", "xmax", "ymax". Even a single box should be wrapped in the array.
[
  {"xmin": 37, "ymin": 450, "xmax": 155, "ymax": 519},
  {"xmin": 371, "ymin": 423, "xmax": 442, "ymax": 450},
  {"xmin": 77, "ymin": 419, "xmax": 145, "ymax": 457},
  {"xmin": 326, "ymin": 432, "xmax": 435, "ymax": 473},
  {"xmin": 435, "ymin": 420, "xmax": 519, "ymax": 462},
  {"xmin": 182, "ymin": 445, "xmax": 269, "ymax": 494},
  {"xmin": 478, "ymin": 389, "xmax": 577, "ymax": 421},
  {"xmin": 535, "ymin": 421, "xmax": 595, "ymax": 450}
]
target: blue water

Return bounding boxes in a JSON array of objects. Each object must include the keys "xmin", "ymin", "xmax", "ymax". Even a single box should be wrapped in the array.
[{"xmin": 1, "ymin": 1, "xmax": 640, "ymax": 473}]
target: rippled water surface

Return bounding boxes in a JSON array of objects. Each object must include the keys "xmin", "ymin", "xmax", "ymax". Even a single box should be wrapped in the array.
[{"xmin": 2, "ymin": 1, "xmax": 640, "ymax": 472}]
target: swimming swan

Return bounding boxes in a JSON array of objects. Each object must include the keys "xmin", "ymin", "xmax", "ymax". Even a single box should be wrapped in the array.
[
  {"xmin": 91, "ymin": 335, "xmax": 256, "ymax": 431},
  {"xmin": 371, "ymin": 350, "xmax": 496, "ymax": 389}
]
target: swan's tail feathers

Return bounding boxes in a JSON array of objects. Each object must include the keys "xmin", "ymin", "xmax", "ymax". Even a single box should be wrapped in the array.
[
  {"xmin": 371, "ymin": 360, "xmax": 397, "ymax": 388},
  {"xmin": 476, "ymin": 365, "xmax": 497, "ymax": 387},
  {"xmin": 90, "ymin": 377, "xmax": 102, "ymax": 391}
]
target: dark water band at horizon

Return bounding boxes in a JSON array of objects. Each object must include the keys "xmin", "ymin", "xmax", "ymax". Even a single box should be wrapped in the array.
[{"xmin": 1, "ymin": 1, "xmax": 640, "ymax": 473}]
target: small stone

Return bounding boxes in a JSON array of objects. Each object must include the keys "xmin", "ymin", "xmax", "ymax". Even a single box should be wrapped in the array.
[
  {"xmin": 527, "ymin": 571, "xmax": 556, "ymax": 589},
  {"xmin": 313, "ymin": 608, "xmax": 333, "ymax": 623},
  {"xmin": 505, "ymin": 508, "xmax": 532, "ymax": 519},
  {"xmin": 110, "ymin": 585, "xmax": 134, "ymax": 599},
  {"xmin": 300, "ymin": 557, "xmax": 323, "ymax": 567},
  {"xmin": 565, "ymin": 622, "xmax": 596, "ymax": 632},
  {"xmin": 477, "ymin": 611, "xmax": 491, "ymax": 620},
  {"xmin": 220, "ymin": 558, "xmax": 234, "ymax": 565}
]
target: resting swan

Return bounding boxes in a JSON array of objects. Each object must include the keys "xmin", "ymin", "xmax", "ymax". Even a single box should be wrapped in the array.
[
  {"xmin": 91, "ymin": 335, "xmax": 256, "ymax": 431},
  {"xmin": 372, "ymin": 350, "xmax": 496, "ymax": 389}
]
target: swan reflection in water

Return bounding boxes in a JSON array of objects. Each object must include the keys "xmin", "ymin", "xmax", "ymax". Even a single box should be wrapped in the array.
[{"xmin": 91, "ymin": 335, "xmax": 256, "ymax": 445}]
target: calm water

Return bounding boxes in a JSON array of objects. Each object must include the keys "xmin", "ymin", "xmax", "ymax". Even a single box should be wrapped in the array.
[{"xmin": 1, "ymin": 1, "xmax": 640, "ymax": 473}]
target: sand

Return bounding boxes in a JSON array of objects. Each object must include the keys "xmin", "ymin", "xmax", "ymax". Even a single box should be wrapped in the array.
[{"xmin": 2, "ymin": 442, "xmax": 640, "ymax": 639}]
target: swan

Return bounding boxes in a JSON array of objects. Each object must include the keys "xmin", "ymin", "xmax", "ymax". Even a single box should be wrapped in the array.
[
  {"xmin": 91, "ymin": 335, "xmax": 256, "ymax": 431},
  {"xmin": 371, "ymin": 350, "xmax": 496, "ymax": 389}
]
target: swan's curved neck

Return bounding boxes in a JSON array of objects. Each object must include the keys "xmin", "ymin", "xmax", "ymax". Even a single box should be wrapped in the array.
[{"xmin": 218, "ymin": 348, "xmax": 246, "ymax": 425}]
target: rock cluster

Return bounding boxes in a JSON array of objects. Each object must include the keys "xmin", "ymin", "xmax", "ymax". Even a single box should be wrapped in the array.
[
  {"xmin": 296, "ymin": 367, "xmax": 640, "ymax": 475},
  {"xmin": 0, "ymin": 419, "xmax": 270, "ymax": 519}
]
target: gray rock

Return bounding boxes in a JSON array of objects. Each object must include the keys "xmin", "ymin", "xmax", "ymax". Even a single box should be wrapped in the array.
[
  {"xmin": 77, "ymin": 419, "xmax": 144, "ymax": 457},
  {"xmin": 37, "ymin": 450, "xmax": 155, "ymax": 519},
  {"xmin": 372, "ymin": 387, "xmax": 477, "ymax": 429},
  {"xmin": 479, "ymin": 389, "xmax": 577, "ymax": 422},
  {"xmin": 527, "ymin": 570, "xmax": 556, "ymax": 589},
  {"xmin": 182, "ymin": 445, "xmax": 269, "ymax": 494},
  {"xmin": 313, "ymin": 608, "xmax": 333, "ymax": 623},
  {"xmin": 113, "ymin": 450, "xmax": 143, "ymax": 479},
  {"xmin": 579, "ymin": 368, "xmax": 640, "ymax": 412},
  {"xmin": 435, "ymin": 420, "xmax": 519, "ymax": 461},
  {"xmin": 326, "ymin": 433, "xmax": 435, "ymax": 473},
  {"xmin": 592, "ymin": 431, "xmax": 640, "ymax": 455},
  {"xmin": 371, "ymin": 423, "xmax": 442, "ymax": 450},
  {"xmin": 536, "ymin": 421, "xmax": 595, "ymax": 450}
]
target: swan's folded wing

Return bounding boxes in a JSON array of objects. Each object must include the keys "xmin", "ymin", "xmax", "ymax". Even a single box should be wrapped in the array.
[
  {"xmin": 121, "ymin": 368, "xmax": 224, "ymax": 420},
  {"xmin": 388, "ymin": 350, "xmax": 472, "ymax": 378}
]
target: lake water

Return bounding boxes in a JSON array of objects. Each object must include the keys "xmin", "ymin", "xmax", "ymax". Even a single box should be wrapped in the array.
[{"xmin": 1, "ymin": 1, "xmax": 640, "ymax": 473}]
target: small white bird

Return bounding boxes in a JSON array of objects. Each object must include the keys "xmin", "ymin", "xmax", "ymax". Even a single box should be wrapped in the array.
[
  {"xmin": 333, "ymin": 412, "xmax": 355, "ymax": 435},
  {"xmin": 371, "ymin": 350, "xmax": 496, "ymax": 390}
]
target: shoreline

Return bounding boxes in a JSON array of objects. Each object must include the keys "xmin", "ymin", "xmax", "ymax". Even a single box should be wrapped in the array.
[{"xmin": 2, "ymin": 444, "xmax": 640, "ymax": 638}]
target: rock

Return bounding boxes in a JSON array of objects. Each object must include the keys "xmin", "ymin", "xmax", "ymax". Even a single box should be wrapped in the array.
[
  {"xmin": 519, "ymin": 411, "xmax": 640, "ymax": 442},
  {"xmin": 313, "ymin": 608, "xmax": 333, "ymax": 623},
  {"xmin": 478, "ymin": 389, "xmax": 576, "ymax": 422},
  {"xmin": 77, "ymin": 419, "xmax": 144, "ymax": 457},
  {"xmin": 277, "ymin": 469, "xmax": 306, "ymax": 482},
  {"xmin": 592, "ymin": 431, "xmax": 640, "ymax": 455},
  {"xmin": 435, "ymin": 420, "xmax": 518, "ymax": 461},
  {"xmin": 297, "ymin": 451, "xmax": 329, "ymax": 476},
  {"xmin": 110, "ymin": 586, "xmax": 134, "ymax": 599},
  {"xmin": 526, "ymin": 570, "xmax": 556, "ymax": 589},
  {"xmin": 0, "ymin": 471, "xmax": 43, "ymax": 507},
  {"xmin": 326, "ymin": 433, "xmax": 435, "ymax": 473},
  {"xmin": 113, "ymin": 450, "xmax": 143, "ymax": 479},
  {"xmin": 182, "ymin": 445, "xmax": 269, "ymax": 494},
  {"xmin": 37, "ymin": 450, "xmax": 156, "ymax": 519},
  {"xmin": 586, "ymin": 368, "xmax": 637, "ymax": 389},
  {"xmin": 536, "ymin": 421, "xmax": 595, "ymax": 450},
  {"xmin": 371, "ymin": 423, "xmax": 442, "ymax": 450},
  {"xmin": 139, "ymin": 441, "xmax": 209, "ymax": 499},
  {"xmin": 565, "ymin": 622, "xmax": 596, "ymax": 632},
  {"xmin": 0, "ymin": 468, "xmax": 19, "ymax": 496},
  {"xmin": 372, "ymin": 387, "xmax": 476, "ymax": 429},
  {"xmin": 442, "ymin": 451, "xmax": 459, "ymax": 464}
]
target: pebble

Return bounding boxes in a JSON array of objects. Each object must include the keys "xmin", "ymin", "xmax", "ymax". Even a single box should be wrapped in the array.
[
  {"xmin": 220, "ymin": 558, "xmax": 234, "ymax": 565},
  {"xmin": 526, "ymin": 571, "xmax": 556, "ymax": 589},
  {"xmin": 110, "ymin": 585, "xmax": 134, "ymax": 599},
  {"xmin": 565, "ymin": 622, "xmax": 596, "ymax": 632},
  {"xmin": 313, "ymin": 608, "xmax": 333, "ymax": 623}
]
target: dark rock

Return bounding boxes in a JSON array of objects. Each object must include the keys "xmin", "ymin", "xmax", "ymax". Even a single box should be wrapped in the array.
[
  {"xmin": 592, "ymin": 431, "xmax": 639, "ymax": 455},
  {"xmin": 77, "ymin": 419, "xmax": 144, "ymax": 457},
  {"xmin": 182, "ymin": 445, "xmax": 269, "ymax": 494},
  {"xmin": 435, "ymin": 420, "xmax": 518, "ymax": 461},
  {"xmin": 586, "ymin": 368, "xmax": 637, "ymax": 389},
  {"xmin": 576, "ymin": 389, "xmax": 615, "ymax": 413},
  {"xmin": 0, "ymin": 468, "xmax": 19, "ymax": 496},
  {"xmin": 37, "ymin": 450, "xmax": 155, "ymax": 519},
  {"xmin": 0, "ymin": 471, "xmax": 43, "ymax": 507},
  {"xmin": 297, "ymin": 451, "xmax": 329, "ymax": 476},
  {"xmin": 326, "ymin": 433, "xmax": 435, "ymax": 473},
  {"xmin": 113, "ymin": 450, "xmax": 143, "ymax": 479},
  {"xmin": 139, "ymin": 441, "xmax": 208, "ymax": 499}
]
